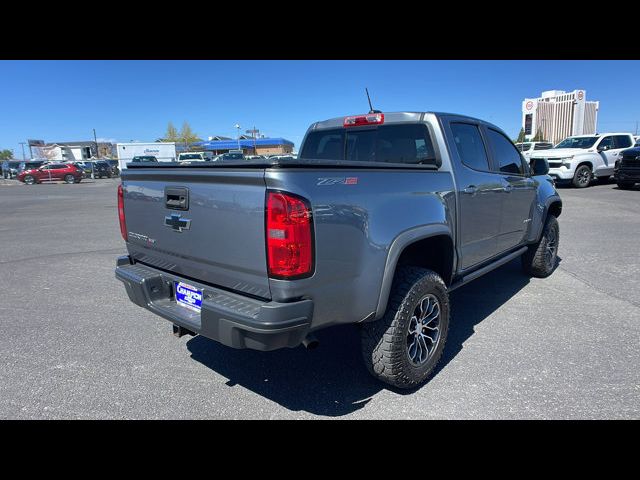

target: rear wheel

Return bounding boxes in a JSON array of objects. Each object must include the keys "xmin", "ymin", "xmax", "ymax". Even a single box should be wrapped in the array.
[
  {"xmin": 64, "ymin": 174, "xmax": 76, "ymax": 184},
  {"xmin": 522, "ymin": 215, "xmax": 559, "ymax": 278},
  {"xmin": 361, "ymin": 266, "xmax": 450, "ymax": 389},
  {"xmin": 617, "ymin": 181, "xmax": 635, "ymax": 190},
  {"xmin": 23, "ymin": 175, "xmax": 36, "ymax": 185},
  {"xmin": 572, "ymin": 165, "xmax": 592, "ymax": 188}
]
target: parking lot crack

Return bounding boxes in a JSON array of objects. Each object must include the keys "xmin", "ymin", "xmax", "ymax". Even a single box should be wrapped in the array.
[
  {"xmin": 558, "ymin": 266, "xmax": 640, "ymax": 309},
  {"xmin": 0, "ymin": 248, "xmax": 123, "ymax": 266}
]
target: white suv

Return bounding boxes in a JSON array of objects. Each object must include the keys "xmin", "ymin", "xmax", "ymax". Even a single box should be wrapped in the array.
[
  {"xmin": 529, "ymin": 133, "xmax": 635, "ymax": 188},
  {"xmin": 515, "ymin": 142, "xmax": 554, "ymax": 160}
]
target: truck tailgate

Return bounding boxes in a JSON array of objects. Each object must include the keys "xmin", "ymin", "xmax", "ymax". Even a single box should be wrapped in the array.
[{"xmin": 121, "ymin": 168, "xmax": 270, "ymax": 299}]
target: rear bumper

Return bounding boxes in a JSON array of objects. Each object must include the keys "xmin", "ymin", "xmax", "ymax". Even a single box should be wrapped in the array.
[
  {"xmin": 614, "ymin": 170, "xmax": 640, "ymax": 183},
  {"xmin": 115, "ymin": 256, "xmax": 313, "ymax": 351}
]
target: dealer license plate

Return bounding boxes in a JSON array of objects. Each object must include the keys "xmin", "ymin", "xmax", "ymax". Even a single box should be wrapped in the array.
[{"xmin": 174, "ymin": 282, "xmax": 203, "ymax": 313}]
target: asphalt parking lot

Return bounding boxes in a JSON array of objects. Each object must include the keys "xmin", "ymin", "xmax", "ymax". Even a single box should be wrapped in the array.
[{"xmin": 0, "ymin": 177, "xmax": 638, "ymax": 419}]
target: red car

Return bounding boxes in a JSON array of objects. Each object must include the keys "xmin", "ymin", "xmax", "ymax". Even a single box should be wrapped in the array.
[{"xmin": 18, "ymin": 162, "xmax": 84, "ymax": 185}]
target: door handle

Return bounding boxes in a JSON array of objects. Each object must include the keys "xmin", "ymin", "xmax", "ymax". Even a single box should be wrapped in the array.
[{"xmin": 462, "ymin": 185, "xmax": 477, "ymax": 195}]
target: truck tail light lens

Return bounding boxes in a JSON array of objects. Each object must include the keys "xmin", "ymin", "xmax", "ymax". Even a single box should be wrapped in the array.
[
  {"xmin": 117, "ymin": 184, "xmax": 127, "ymax": 241},
  {"xmin": 266, "ymin": 191, "xmax": 314, "ymax": 279},
  {"xmin": 343, "ymin": 113, "xmax": 384, "ymax": 127}
]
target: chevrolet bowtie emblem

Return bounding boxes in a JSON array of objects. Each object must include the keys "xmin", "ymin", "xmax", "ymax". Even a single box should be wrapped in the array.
[{"xmin": 164, "ymin": 213, "xmax": 191, "ymax": 232}]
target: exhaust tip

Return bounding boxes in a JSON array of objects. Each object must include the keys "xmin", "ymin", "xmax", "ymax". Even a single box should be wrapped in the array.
[{"xmin": 302, "ymin": 334, "xmax": 319, "ymax": 350}]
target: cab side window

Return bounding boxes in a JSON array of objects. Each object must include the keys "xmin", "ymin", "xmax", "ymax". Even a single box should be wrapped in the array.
[
  {"xmin": 613, "ymin": 135, "xmax": 632, "ymax": 149},
  {"xmin": 598, "ymin": 136, "xmax": 613, "ymax": 150},
  {"xmin": 486, "ymin": 128, "xmax": 525, "ymax": 175},
  {"xmin": 450, "ymin": 123, "xmax": 490, "ymax": 171}
]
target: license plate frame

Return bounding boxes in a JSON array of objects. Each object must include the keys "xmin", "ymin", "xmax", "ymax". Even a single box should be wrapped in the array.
[{"xmin": 174, "ymin": 281, "xmax": 203, "ymax": 313}]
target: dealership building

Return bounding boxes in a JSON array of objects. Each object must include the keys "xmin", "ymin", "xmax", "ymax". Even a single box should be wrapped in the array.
[
  {"xmin": 191, "ymin": 136, "xmax": 295, "ymax": 155},
  {"xmin": 522, "ymin": 90, "xmax": 599, "ymax": 144}
]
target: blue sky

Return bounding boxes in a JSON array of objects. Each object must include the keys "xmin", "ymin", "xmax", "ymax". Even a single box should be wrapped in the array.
[{"xmin": 1, "ymin": 60, "xmax": 639, "ymax": 156}]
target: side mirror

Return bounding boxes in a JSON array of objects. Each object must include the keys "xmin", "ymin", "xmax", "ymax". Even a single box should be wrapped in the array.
[
  {"xmin": 598, "ymin": 145, "xmax": 608, "ymax": 152},
  {"xmin": 530, "ymin": 157, "xmax": 549, "ymax": 176}
]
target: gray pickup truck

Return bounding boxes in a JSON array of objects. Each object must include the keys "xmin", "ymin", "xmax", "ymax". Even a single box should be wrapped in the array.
[{"xmin": 115, "ymin": 111, "xmax": 562, "ymax": 389}]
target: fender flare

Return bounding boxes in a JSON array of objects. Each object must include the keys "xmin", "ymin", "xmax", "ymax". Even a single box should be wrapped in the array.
[
  {"xmin": 532, "ymin": 195, "xmax": 562, "ymax": 242},
  {"xmin": 373, "ymin": 224, "xmax": 454, "ymax": 320}
]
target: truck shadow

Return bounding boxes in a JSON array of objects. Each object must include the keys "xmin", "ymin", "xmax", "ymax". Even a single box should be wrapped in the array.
[
  {"xmin": 430, "ymin": 258, "xmax": 535, "ymax": 379},
  {"xmin": 186, "ymin": 257, "xmax": 549, "ymax": 416}
]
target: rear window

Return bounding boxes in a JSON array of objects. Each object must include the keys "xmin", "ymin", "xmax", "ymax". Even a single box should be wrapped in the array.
[
  {"xmin": 221, "ymin": 153, "xmax": 244, "ymax": 160},
  {"xmin": 300, "ymin": 124, "xmax": 437, "ymax": 165},
  {"xmin": 534, "ymin": 143, "xmax": 553, "ymax": 150},
  {"xmin": 179, "ymin": 154, "xmax": 203, "ymax": 160}
]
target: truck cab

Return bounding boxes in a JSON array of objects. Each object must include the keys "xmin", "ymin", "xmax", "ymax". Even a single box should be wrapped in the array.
[{"xmin": 177, "ymin": 152, "xmax": 213, "ymax": 163}]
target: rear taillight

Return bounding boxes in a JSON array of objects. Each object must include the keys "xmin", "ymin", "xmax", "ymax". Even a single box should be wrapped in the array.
[
  {"xmin": 343, "ymin": 113, "xmax": 384, "ymax": 127},
  {"xmin": 117, "ymin": 184, "xmax": 127, "ymax": 241},
  {"xmin": 266, "ymin": 191, "xmax": 313, "ymax": 279}
]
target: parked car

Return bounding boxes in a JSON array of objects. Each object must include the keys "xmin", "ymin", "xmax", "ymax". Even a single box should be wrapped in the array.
[
  {"xmin": 131, "ymin": 156, "xmax": 158, "ymax": 163},
  {"xmin": 515, "ymin": 142, "xmax": 554, "ymax": 160},
  {"xmin": 3, "ymin": 161, "xmax": 21, "ymax": 178},
  {"xmin": 18, "ymin": 162, "xmax": 83, "ymax": 184},
  {"xmin": 73, "ymin": 162, "xmax": 93, "ymax": 176},
  {"xmin": 529, "ymin": 133, "xmax": 635, "ymax": 188},
  {"xmin": 177, "ymin": 152, "xmax": 212, "ymax": 163},
  {"xmin": 106, "ymin": 160, "xmax": 120, "ymax": 176},
  {"xmin": 614, "ymin": 146, "xmax": 640, "ymax": 189},
  {"xmin": 219, "ymin": 152, "xmax": 244, "ymax": 161},
  {"xmin": 115, "ymin": 110, "xmax": 562, "ymax": 389},
  {"xmin": 93, "ymin": 161, "xmax": 114, "ymax": 178},
  {"xmin": 18, "ymin": 160, "xmax": 47, "ymax": 175}
]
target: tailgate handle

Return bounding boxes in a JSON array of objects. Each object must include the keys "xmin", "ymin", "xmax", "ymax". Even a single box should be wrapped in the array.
[{"xmin": 165, "ymin": 187, "xmax": 189, "ymax": 210}]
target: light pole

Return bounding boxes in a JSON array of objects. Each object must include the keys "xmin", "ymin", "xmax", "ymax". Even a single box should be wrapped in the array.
[{"xmin": 235, "ymin": 124, "xmax": 241, "ymax": 151}]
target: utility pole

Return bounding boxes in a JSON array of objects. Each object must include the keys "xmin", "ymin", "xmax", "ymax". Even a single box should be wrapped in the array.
[
  {"xmin": 235, "ymin": 124, "xmax": 241, "ymax": 151},
  {"xmin": 19, "ymin": 142, "xmax": 26, "ymax": 160},
  {"xmin": 93, "ymin": 128, "xmax": 99, "ymax": 158}
]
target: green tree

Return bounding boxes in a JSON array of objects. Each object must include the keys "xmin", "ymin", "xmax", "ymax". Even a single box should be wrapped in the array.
[
  {"xmin": 0, "ymin": 149, "xmax": 14, "ymax": 160},
  {"xmin": 161, "ymin": 122, "xmax": 179, "ymax": 142},
  {"xmin": 515, "ymin": 128, "xmax": 526, "ymax": 143},
  {"xmin": 179, "ymin": 121, "xmax": 201, "ymax": 149}
]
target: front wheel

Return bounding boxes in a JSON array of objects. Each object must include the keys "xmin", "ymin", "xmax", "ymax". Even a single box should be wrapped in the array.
[
  {"xmin": 23, "ymin": 175, "xmax": 36, "ymax": 185},
  {"xmin": 64, "ymin": 174, "xmax": 76, "ymax": 184},
  {"xmin": 522, "ymin": 215, "xmax": 559, "ymax": 278},
  {"xmin": 361, "ymin": 266, "xmax": 450, "ymax": 389},
  {"xmin": 572, "ymin": 165, "xmax": 592, "ymax": 188}
]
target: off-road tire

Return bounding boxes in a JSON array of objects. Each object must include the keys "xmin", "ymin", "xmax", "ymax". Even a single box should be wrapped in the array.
[
  {"xmin": 572, "ymin": 165, "xmax": 592, "ymax": 188},
  {"xmin": 617, "ymin": 181, "xmax": 634, "ymax": 190},
  {"xmin": 521, "ymin": 215, "xmax": 559, "ymax": 278},
  {"xmin": 361, "ymin": 266, "xmax": 450, "ymax": 389}
]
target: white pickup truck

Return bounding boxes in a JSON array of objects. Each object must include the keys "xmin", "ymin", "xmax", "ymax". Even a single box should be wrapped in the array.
[
  {"xmin": 515, "ymin": 142, "xmax": 554, "ymax": 161},
  {"xmin": 529, "ymin": 133, "xmax": 635, "ymax": 188}
]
